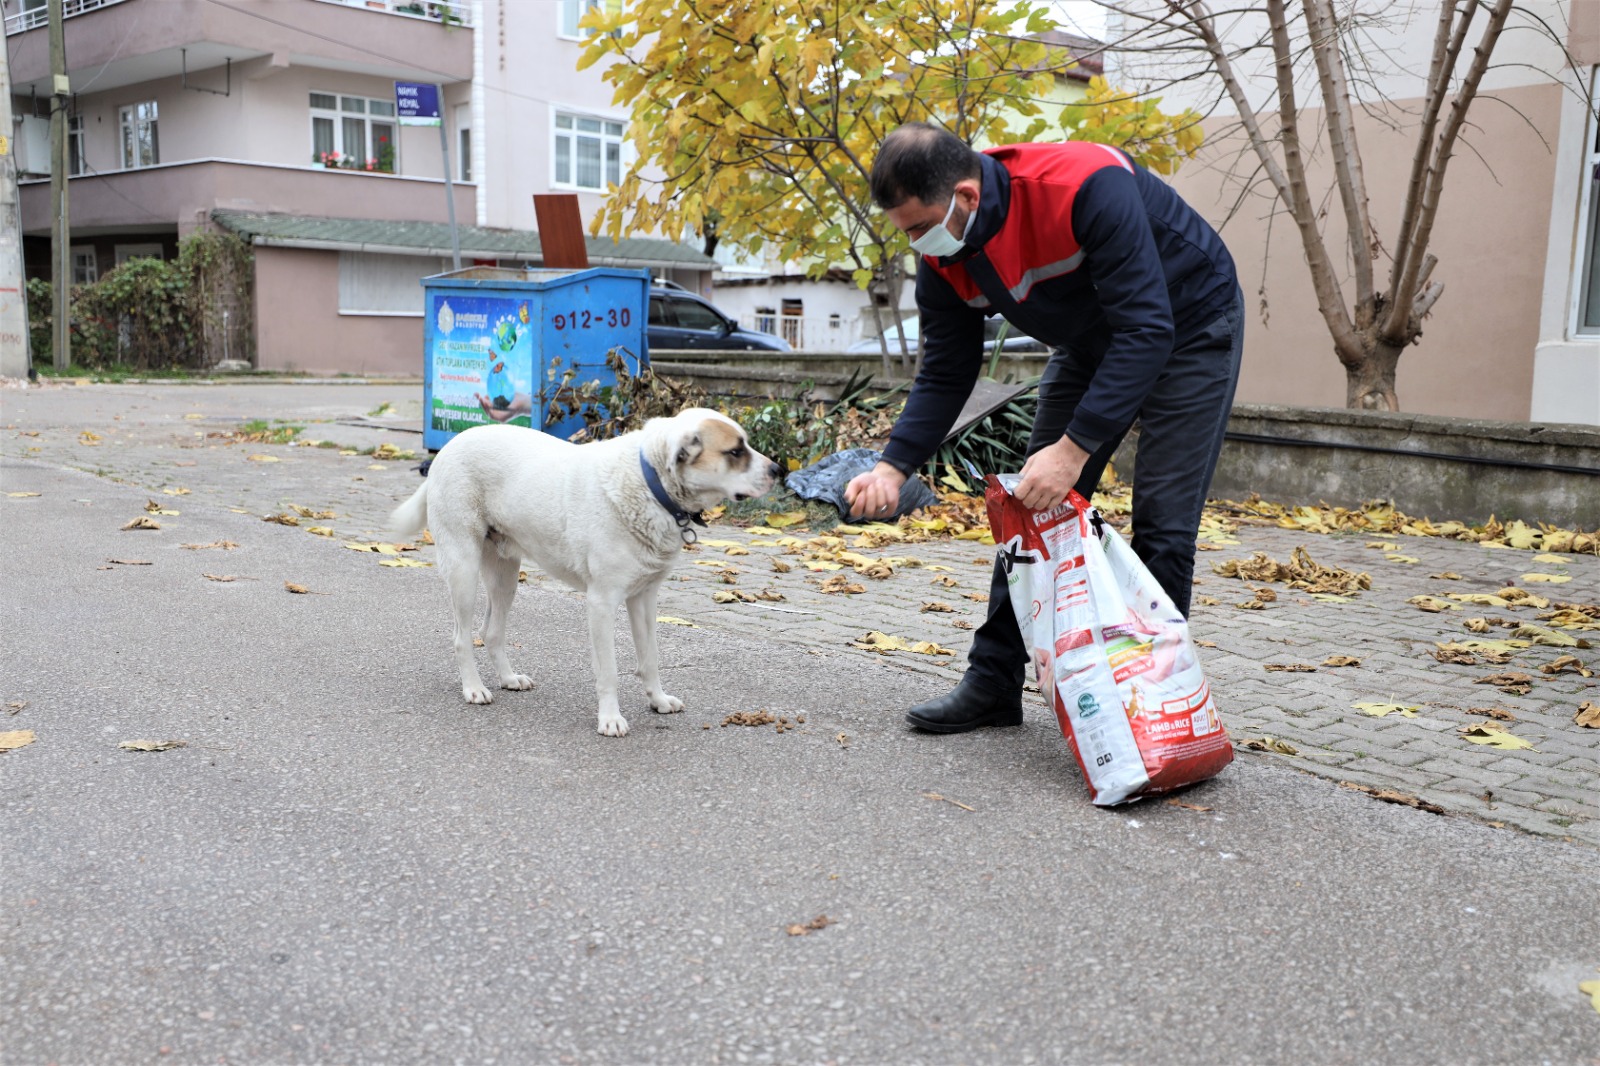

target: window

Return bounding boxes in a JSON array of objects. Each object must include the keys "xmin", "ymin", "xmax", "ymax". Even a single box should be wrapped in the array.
[
  {"xmin": 310, "ymin": 92, "xmax": 397, "ymax": 172},
  {"xmin": 670, "ymin": 297, "xmax": 725, "ymax": 332},
  {"xmin": 339, "ymin": 252, "xmax": 447, "ymax": 314},
  {"xmin": 456, "ymin": 104, "xmax": 471, "ymax": 181},
  {"xmin": 1575, "ymin": 68, "xmax": 1600, "ymax": 335},
  {"xmin": 780, "ymin": 297, "xmax": 803, "ymax": 347},
  {"xmin": 553, "ymin": 112, "xmax": 623, "ymax": 190},
  {"xmin": 119, "ymin": 102, "xmax": 158, "ymax": 169},
  {"xmin": 70, "ymin": 246, "xmax": 97, "ymax": 285},
  {"xmin": 114, "ymin": 244, "xmax": 163, "ymax": 266},
  {"xmin": 559, "ymin": 0, "xmax": 600, "ymax": 38},
  {"xmin": 67, "ymin": 114, "xmax": 85, "ymax": 176}
]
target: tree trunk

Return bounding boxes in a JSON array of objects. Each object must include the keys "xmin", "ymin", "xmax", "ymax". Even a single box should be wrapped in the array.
[{"xmin": 1344, "ymin": 333, "xmax": 1403, "ymax": 411}]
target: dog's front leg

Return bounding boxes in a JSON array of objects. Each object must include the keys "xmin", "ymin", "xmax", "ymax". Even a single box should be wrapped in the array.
[
  {"xmin": 586, "ymin": 590, "xmax": 629, "ymax": 737},
  {"xmin": 627, "ymin": 580, "xmax": 682, "ymax": 714}
]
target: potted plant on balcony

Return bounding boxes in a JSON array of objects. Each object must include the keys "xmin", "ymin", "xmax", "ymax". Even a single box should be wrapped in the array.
[{"xmin": 375, "ymin": 136, "xmax": 396, "ymax": 174}]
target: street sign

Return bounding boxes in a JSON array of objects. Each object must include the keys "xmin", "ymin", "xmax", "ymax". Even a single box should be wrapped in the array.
[{"xmin": 394, "ymin": 82, "xmax": 441, "ymax": 127}]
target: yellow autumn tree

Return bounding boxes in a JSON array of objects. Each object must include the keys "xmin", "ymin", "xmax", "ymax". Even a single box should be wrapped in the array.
[{"xmin": 579, "ymin": 0, "xmax": 1203, "ymax": 370}]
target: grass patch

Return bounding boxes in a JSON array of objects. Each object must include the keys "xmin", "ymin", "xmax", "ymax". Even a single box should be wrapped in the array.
[
  {"xmin": 35, "ymin": 363, "xmax": 198, "ymax": 383},
  {"xmin": 236, "ymin": 420, "xmax": 304, "ymax": 445}
]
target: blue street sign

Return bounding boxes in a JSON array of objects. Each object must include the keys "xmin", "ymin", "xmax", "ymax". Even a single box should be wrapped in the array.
[{"xmin": 395, "ymin": 82, "xmax": 442, "ymax": 126}]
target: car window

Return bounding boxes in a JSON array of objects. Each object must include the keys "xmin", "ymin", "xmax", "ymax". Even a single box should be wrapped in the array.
[
  {"xmin": 648, "ymin": 295, "xmax": 672, "ymax": 326},
  {"xmin": 671, "ymin": 297, "xmax": 725, "ymax": 332}
]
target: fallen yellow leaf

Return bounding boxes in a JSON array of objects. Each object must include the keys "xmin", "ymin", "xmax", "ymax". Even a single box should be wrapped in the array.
[
  {"xmin": 378, "ymin": 558, "xmax": 432, "ymax": 568},
  {"xmin": 1576, "ymin": 702, "xmax": 1600, "ymax": 729},
  {"xmin": 1580, "ymin": 977, "xmax": 1600, "ymax": 1016},
  {"xmin": 121, "ymin": 516, "xmax": 161, "ymax": 531},
  {"xmin": 0, "ymin": 729, "xmax": 37, "ymax": 752},
  {"xmin": 306, "ymin": 526, "xmax": 335, "ymax": 537},
  {"xmin": 1521, "ymin": 573, "xmax": 1571, "ymax": 584},
  {"xmin": 246, "ymin": 454, "xmax": 281, "ymax": 463},
  {"xmin": 162, "ymin": 487, "xmax": 191, "ymax": 496},
  {"xmin": 656, "ymin": 616, "xmax": 696, "ymax": 627},
  {"xmin": 118, "ymin": 739, "xmax": 187, "ymax": 752},
  {"xmin": 1459, "ymin": 724, "xmax": 1537, "ymax": 751},
  {"xmin": 6, "ymin": 491, "xmax": 40, "ymax": 498},
  {"xmin": 1354, "ymin": 702, "xmax": 1418, "ymax": 718},
  {"xmin": 765, "ymin": 511, "xmax": 808, "ymax": 528}
]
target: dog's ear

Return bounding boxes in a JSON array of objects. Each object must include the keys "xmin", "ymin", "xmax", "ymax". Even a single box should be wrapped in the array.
[{"xmin": 675, "ymin": 430, "xmax": 703, "ymax": 466}]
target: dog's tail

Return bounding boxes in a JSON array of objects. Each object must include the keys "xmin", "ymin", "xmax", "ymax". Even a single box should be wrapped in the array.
[{"xmin": 388, "ymin": 480, "xmax": 430, "ymax": 542}]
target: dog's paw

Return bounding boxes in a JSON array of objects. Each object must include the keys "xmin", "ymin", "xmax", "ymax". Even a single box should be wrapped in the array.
[
  {"xmin": 597, "ymin": 711, "xmax": 630, "ymax": 738},
  {"xmin": 501, "ymin": 673, "xmax": 534, "ymax": 691},
  {"xmin": 463, "ymin": 683, "xmax": 494, "ymax": 705},
  {"xmin": 649, "ymin": 693, "xmax": 684, "ymax": 715}
]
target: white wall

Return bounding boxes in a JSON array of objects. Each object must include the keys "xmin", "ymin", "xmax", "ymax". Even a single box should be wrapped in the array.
[{"xmin": 712, "ymin": 278, "xmax": 918, "ymax": 349}]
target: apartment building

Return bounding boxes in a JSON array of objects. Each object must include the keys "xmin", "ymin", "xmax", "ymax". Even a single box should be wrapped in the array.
[{"xmin": 4, "ymin": 0, "xmax": 715, "ymax": 375}]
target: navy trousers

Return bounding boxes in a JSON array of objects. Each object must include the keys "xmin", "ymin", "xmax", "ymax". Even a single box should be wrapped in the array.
[{"xmin": 964, "ymin": 288, "xmax": 1245, "ymax": 697}]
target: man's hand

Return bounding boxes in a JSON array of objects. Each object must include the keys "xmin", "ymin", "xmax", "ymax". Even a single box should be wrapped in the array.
[
  {"xmin": 1014, "ymin": 436, "xmax": 1091, "ymax": 511},
  {"xmin": 844, "ymin": 461, "xmax": 909, "ymax": 520}
]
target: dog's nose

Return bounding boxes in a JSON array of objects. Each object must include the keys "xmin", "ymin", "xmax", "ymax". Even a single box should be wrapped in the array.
[{"xmin": 768, "ymin": 461, "xmax": 781, "ymax": 479}]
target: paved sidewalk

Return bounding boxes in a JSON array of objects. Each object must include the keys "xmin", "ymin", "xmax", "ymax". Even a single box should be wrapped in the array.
[{"xmin": 6, "ymin": 380, "xmax": 1597, "ymax": 846}]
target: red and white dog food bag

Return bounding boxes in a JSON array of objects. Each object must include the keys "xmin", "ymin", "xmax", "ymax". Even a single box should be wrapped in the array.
[{"xmin": 984, "ymin": 475, "xmax": 1232, "ymax": 805}]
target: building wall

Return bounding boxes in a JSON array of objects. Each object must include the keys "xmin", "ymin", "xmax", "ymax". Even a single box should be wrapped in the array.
[
  {"xmin": 1096, "ymin": 0, "xmax": 1595, "ymax": 424},
  {"xmin": 1169, "ymin": 83, "xmax": 1564, "ymax": 421},
  {"xmin": 254, "ymin": 245, "xmax": 421, "ymax": 376},
  {"xmin": 476, "ymin": 0, "xmax": 629, "ymax": 233}
]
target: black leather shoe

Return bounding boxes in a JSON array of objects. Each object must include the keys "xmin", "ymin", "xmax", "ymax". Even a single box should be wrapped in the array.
[{"xmin": 906, "ymin": 679, "xmax": 1024, "ymax": 733}]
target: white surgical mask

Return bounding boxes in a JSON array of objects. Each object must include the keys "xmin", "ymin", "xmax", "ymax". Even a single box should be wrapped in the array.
[{"xmin": 909, "ymin": 191, "xmax": 974, "ymax": 259}]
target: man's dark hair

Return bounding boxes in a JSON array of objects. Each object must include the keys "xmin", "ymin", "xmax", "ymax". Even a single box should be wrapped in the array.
[{"xmin": 869, "ymin": 123, "xmax": 983, "ymax": 210}]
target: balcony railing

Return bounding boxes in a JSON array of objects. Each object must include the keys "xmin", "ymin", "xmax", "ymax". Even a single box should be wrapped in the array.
[
  {"xmin": 4, "ymin": 0, "xmax": 473, "ymax": 35},
  {"xmin": 4, "ymin": 0, "xmax": 127, "ymax": 35},
  {"xmin": 310, "ymin": 0, "xmax": 472, "ymax": 27}
]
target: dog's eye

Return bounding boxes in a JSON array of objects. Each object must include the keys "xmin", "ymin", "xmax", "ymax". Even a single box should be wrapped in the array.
[{"xmin": 728, "ymin": 445, "xmax": 746, "ymax": 459}]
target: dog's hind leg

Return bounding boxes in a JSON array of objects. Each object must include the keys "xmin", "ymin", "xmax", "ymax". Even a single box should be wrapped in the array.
[
  {"xmin": 480, "ymin": 547, "xmax": 532, "ymax": 691},
  {"xmin": 627, "ymin": 579, "xmax": 682, "ymax": 715},
  {"xmin": 441, "ymin": 544, "xmax": 494, "ymax": 705},
  {"xmin": 585, "ymin": 588, "xmax": 629, "ymax": 738}
]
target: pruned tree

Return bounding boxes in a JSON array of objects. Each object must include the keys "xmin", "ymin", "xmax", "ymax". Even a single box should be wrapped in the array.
[
  {"xmin": 1096, "ymin": 0, "xmax": 1525, "ymax": 410},
  {"xmin": 578, "ymin": 0, "xmax": 1204, "ymax": 374}
]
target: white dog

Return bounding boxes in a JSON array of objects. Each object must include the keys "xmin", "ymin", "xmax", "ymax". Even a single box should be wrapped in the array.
[{"xmin": 389, "ymin": 409, "xmax": 780, "ymax": 737}]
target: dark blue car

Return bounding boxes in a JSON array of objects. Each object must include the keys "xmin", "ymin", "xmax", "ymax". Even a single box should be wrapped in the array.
[{"xmin": 647, "ymin": 290, "xmax": 791, "ymax": 352}]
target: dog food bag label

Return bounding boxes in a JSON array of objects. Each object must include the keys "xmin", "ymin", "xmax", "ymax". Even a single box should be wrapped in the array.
[{"xmin": 985, "ymin": 476, "xmax": 1233, "ymax": 806}]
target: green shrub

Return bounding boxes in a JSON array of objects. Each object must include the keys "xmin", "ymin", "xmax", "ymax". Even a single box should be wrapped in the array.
[{"xmin": 24, "ymin": 231, "xmax": 253, "ymax": 371}]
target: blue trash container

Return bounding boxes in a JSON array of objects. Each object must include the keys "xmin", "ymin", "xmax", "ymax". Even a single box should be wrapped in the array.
[{"xmin": 420, "ymin": 266, "xmax": 651, "ymax": 451}]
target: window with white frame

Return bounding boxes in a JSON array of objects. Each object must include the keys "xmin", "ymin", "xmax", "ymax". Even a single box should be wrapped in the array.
[
  {"xmin": 310, "ymin": 92, "xmax": 398, "ymax": 172},
  {"xmin": 67, "ymin": 114, "xmax": 85, "ymax": 176},
  {"xmin": 553, "ymin": 112, "xmax": 623, "ymax": 191},
  {"xmin": 456, "ymin": 103, "xmax": 471, "ymax": 182},
  {"xmin": 559, "ymin": 0, "xmax": 601, "ymax": 38},
  {"xmin": 119, "ymin": 102, "xmax": 158, "ymax": 169},
  {"xmin": 339, "ymin": 252, "xmax": 447, "ymax": 315},
  {"xmin": 70, "ymin": 246, "xmax": 97, "ymax": 285},
  {"xmin": 1574, "ymin": 68, "xmax": 1600, "ymax": 335}
]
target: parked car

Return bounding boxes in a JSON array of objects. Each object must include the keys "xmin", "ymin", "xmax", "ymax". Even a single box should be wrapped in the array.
[
  {"xmin": 647, "ymin": 289, "xmax": 792, "ymax": 351},
  {"xmin": 846, "ymin": 315, "xmax": 1049, "ymax": 355}
]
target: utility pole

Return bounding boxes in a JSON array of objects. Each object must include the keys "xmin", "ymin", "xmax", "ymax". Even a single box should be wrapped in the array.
[
  {"xmin": 49, "ymin": 0, "xmax": 69, "ymax": 370},
  {"xmin": 0, "ymin": 36, "xmax": 33, "ymax": 379}
]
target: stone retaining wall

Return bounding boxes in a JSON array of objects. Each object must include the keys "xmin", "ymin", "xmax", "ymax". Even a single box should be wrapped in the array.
[{"xmin": 653, "ymin": 355, "xmax": 1599, "ymax": 527}]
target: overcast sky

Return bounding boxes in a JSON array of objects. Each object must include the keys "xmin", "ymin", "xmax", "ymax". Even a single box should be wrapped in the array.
[{"xmin": 1049, "ymin": 1, "xmax": 1108, "ymax": 40}]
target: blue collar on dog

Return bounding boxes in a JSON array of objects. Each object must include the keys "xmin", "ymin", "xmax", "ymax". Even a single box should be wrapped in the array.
[{"xmin": 640, "ymin": 450, "xmax": 706, "ymax": 543}]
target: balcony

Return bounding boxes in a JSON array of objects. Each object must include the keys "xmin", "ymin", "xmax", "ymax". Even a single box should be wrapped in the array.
[
  {"xmin": 3, "ymin": 0, "xmax": 471, "ymax": 34},
  {"xmin": 3, "ymin": 0, "xmax": 472, "ymax": 96},
  {"xmin": 15, "ymin": 158, "xmax": 475, "ymax": 238}
]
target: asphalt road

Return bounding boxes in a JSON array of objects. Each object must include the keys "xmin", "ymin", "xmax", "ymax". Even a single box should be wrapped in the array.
[{"xmin": 2, "ymin": 382, "xmax": 1598, "ymax": 1065}]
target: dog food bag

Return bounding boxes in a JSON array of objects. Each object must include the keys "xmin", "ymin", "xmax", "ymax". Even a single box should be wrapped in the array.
[{"xmin": 984, "ymin": 475, "xmax": 1232, "ymax": 805}]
